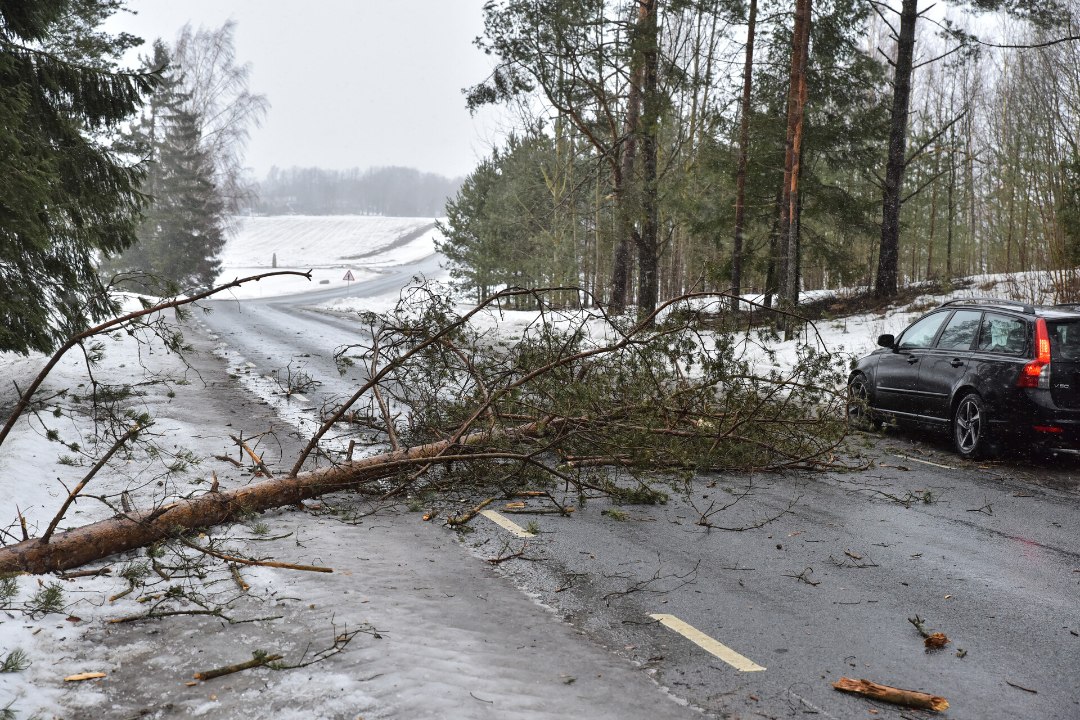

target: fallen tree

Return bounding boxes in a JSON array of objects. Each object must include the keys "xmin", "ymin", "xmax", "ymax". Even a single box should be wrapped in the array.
[
  {"xmin": 0, "ymin": 426, "xmax": 537, "ymax": 574},
  {"xmin": 2, "ymin": 282, "xmax": 850, "ymax": 575}
]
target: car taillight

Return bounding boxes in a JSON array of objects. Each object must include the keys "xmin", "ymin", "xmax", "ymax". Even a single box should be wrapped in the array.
[{"xmin": 1017, "ymin": 318, "xmax": 1051, "ymax": 389}]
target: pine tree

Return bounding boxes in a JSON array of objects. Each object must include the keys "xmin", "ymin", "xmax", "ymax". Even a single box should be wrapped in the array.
[
  {"xmin": 108, "ymin": 41, "xmax": 225, "ymax": 293},
  {"xmin": 0, "ymin": 0, "xmax": 157, "ymax": 355}
]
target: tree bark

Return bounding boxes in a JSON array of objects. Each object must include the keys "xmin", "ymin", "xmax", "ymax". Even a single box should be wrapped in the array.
[
  {"xmin": 0, "ymin": 424, "xmax": 539, "ymax": 575},
  {"xmin": 875, "ymin": 0, "xmax": 919, "ymax": 298},
  {"xmin": 833, "ymin": 677, "xmax": 949, "ymax": 712},
  {"xmin": 731, "ymin": 0, "xmax": 758, "ymax": 312},
  {"xmin": 610, "ymin": 1, "xmax": 649, "ymax": 310},
  {"xmin": 636, "ymin": 0, "xmax": 660, "ymax": 319},
  {"xmin": 779, "ymin": 0, "xmax": 812, "ymax": 324}
]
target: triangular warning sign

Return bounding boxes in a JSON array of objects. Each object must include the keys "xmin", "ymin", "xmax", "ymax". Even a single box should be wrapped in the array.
[{"xmin": 343, "ymin": 270, "xmax": 355, "ymax": 281}]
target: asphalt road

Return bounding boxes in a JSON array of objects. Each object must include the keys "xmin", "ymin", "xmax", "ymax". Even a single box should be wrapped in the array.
[
  {"xmin": 463, "ymin": 431, "xmax": 1080, "ymax": 719},
  {"xmin": 194, "ymin": 261, "xmax": 1080, "ymax": 719},
  {"xmin": 198, "ymin": 256, "xmax": 443, "ymax": 450}
]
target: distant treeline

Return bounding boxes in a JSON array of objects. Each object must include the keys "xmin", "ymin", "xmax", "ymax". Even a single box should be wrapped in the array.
[{"xmin": 253, "ymin": 166, "xmax": 462, "ymax": 217}]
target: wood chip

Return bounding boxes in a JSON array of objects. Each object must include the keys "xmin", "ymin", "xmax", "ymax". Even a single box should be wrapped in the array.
[{"xmin": 64, "ymin": 672, "xmax": 106, "ymax": 682}]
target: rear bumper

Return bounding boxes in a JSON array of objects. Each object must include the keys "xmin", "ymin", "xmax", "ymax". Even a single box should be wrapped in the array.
[{"xmin": 992, "ymin": 390, "xmax": 1080, "ymax": 450}]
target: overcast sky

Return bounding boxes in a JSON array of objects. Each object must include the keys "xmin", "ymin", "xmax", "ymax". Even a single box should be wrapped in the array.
[{"xmin": 107, "ymin": 1, "xmax": 503, "ymax": 180}]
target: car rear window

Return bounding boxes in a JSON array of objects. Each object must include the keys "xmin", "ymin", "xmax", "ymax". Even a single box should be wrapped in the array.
[
  {"xmin": 977, "ymin": 313, "xmax": 1027, "ymax": 355},
  {"xmin": 1048, "ymin": 320, "xmax": 1080, "ymax": 360}
]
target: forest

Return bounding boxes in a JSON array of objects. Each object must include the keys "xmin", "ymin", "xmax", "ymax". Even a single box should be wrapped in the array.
[
  {"xmin": 438, "ymin": 0, "xmax": 1080, "ymax": 312},
  {"xmin": 252, "ymin": 166, "xmax": 463, "ymax": 217}
]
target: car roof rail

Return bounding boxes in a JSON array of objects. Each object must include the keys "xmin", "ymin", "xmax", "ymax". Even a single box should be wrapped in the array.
[{"xmin": 939, "ymin": 297, "xmax": 1034, "ymax": 314}]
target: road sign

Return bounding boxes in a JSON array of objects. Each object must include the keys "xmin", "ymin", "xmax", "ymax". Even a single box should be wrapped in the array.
[{"xmin": 343, "ymin": 270, "xmax": 355, "ymax": 282}]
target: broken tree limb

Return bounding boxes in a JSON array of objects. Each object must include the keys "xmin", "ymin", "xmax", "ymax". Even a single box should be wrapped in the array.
[
  {"xmin": 40, "ymin": 424, "xmax": 142, "ymax": 543},
  {"xmin": 179, "ymin": 538, "xmax": 332, "ymax": 573},
  {"xmin": 446, "ymin": 497, "xmax": 494, "ymax": 526},
  {"xmin": 0, "ymin": 422, "xmax": 541, "ymax": 574},
  {"xmin": 0, "ymin": 270, "xmax": 312, "ymax": 451},
  {"xmin": 230, "ymin": 434, "xmax": 274, "ymax": 477},
  {"xmin": 832, "ymin": 677, "xmax": 949, "ymax": 711},
  {"xmin": 193, "ymin": 652, "xmax": 284, "ymax": 681}
]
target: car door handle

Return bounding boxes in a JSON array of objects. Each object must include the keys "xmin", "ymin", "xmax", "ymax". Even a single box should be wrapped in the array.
[
  {"xmin": 906, "ymin": 356, "xmax": 918, "ymax": 364},
  {"xmin": 950, "ymin": 358, "xmax": 964, "ymax": 367}
]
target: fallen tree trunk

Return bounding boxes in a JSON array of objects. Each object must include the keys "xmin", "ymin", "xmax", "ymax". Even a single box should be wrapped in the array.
[{"xmin": 0, "ymin": 425, "xmax": 536, "ymax": 575}]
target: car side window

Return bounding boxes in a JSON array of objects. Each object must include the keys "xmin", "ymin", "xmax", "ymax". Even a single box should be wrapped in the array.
[
  {"xmin": 897, "ymin": 312, "xmax": 948, "ymax": 350},
  {"xmin": 936, "ymin": 310, "xmax": 981, "ymax": 350},
  {"xmin": 977, "ymin": 313, "xmax": 1027, "ymax": 355}
]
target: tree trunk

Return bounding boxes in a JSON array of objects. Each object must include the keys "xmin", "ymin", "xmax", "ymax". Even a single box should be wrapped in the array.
[
  {"xmin": 0, "ymin": 424, "xmax": 539, "ymax": 575},
  {"xmin": 779, "ymin": 0, "xmax": 812, "ymax": 327},
  {"xmin": 637, "ymin": 0, "xmax": 660, "ymax": 319},
  {"xmin": 875, "ymin": 0, "xmax": 919, "ymax": 298},
  {"xmin": 610, "ymin": 1, "xmax": 649, "ymax": 310},
  {"xmin": 731, "ymin": 0, "xmax": 758, "ymax": 312}
]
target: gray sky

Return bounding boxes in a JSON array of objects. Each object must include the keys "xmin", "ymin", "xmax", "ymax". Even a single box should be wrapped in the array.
[{"xmin": 108, "ymin": 1, "xmax": 502, "ymax": 180}]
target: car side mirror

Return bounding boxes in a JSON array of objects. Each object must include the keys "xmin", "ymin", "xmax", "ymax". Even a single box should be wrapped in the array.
[{"xmin": 877, "ymin": 333, "xmax": 896, "ymax": 349}]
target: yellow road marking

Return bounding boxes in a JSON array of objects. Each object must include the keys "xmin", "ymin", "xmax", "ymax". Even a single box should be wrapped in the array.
[
  {"xmin": 892, "ymin": 453, "xmax": 953, "ymax": 470},
  {"xmin": 649, "ymin": 614, "xmax": 765, "ymax": 672},
  {"xmin": 479, "ymin": 509, "xmax": 535, "ymax": 538}
]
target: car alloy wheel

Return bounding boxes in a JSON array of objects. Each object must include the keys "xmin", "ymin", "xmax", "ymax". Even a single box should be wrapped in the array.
[
  {"xmin": 847, "ymin": 374, "xmax": 879, "ymax": 429},
  {"xmin": 953, "ymin": 392, "xmax": 986, "ymax": 458}
]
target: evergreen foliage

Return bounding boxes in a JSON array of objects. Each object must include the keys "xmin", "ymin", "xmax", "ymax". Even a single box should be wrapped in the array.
[
  {"xmin": 447, "ymin": 0, "xmax": 888, "ymax": 308},
  {"xmin": 0, "ymin": 0, "xmax": 157, "ymax": 355},
  {"xmin": 451, "ymin": 0, "xmax": 1076, "ymax": 306},
  {"xmin": 106, "ymin": 41, "xmax": 225, "ymax": 293}
]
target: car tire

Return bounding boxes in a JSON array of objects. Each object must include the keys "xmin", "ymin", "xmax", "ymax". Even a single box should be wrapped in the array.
[
  {"xmin": 847, "ymin": 373, "xmax": 881, "ymax": 430},
  {"xmin": 952, "ymin": 392, "xmax": 990, "ymax": 459}
]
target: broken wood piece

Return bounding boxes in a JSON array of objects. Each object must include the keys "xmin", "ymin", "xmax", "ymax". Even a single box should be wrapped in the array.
[
  {"xmin": 193, "ymin": 652, "xmax": 284, "ymax": 681},
  {"xmin": 446, "ymin": 497, "xmax": 494, "ymax": 526},
  {"xmin": 908, "ymin": 615, "xmax": 949, "ymax": 649},
  {"xmin": 58, "ymin": 567, "xmax": 111, "ymax": 580},
  {"xmin": 832, "ymin": 677, "xmax": 948, "ymax": 711},
  {"xmin": 504, "ymin": 501, "xmax": 526, "ymax": 510},
  {"xmin": 229, "ymin": 563, "xmax": 249, "ymax": 592},
  {"xmin": 924, "ymin": 632, "xmax": 949, "ymax": 649},
  {"xmin": 180, "ymin": 539, "xmax": 332, "ymax": 573},
  {"xmin": 213, "ymin": 454, "xmax": 243, "ymax": 468},
  {"xmin": 229, "ymin": 434, "xmax": 273, "ymax": 477},
  {"xmin": 64, "ymin": 672, "xmax": 106, "ymax": 682}
]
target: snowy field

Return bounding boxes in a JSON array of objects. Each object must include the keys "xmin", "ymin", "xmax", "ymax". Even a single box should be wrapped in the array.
[
  {"xmin": 214, "ymin": 215, "xmax": 447, "ymax": 298},
  {"xmin": 0, "ymin": 212, "xmax": 1071, "ymax": 718}
]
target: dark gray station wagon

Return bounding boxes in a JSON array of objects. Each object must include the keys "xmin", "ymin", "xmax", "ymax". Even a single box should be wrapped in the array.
[{"xmin": 848, "ymin": 298, "xmax": 1080, "ymax": 458}]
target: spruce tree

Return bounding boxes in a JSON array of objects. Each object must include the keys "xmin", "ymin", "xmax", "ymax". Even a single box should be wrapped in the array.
[
  {"xmin": 108, "ymin": 41, "xmax": 225, "ymax": 293},
  {"xmin": 0, "ymin": 0, "xmax": 157, "ymax": 355}
]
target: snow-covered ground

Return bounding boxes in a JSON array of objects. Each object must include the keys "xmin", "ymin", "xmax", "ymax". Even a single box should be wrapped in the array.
[
  {"xmin": 0, "ymin": 213, "xmax": 1070, "ymax": 719},
  {"xmin": 214, "ymin": 215, "xmax": 448, "ymax": 299}
]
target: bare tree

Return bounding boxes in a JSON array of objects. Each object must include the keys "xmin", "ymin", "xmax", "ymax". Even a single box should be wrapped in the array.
[{"xmin": 173, "ymin": 20, "xmax": 270, "ymax": 214}]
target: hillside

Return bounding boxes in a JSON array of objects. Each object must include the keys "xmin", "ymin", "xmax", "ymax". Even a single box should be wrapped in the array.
[{"xmin": 215, "ymin": 215, "xmax": 446, "ymax": 298}]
